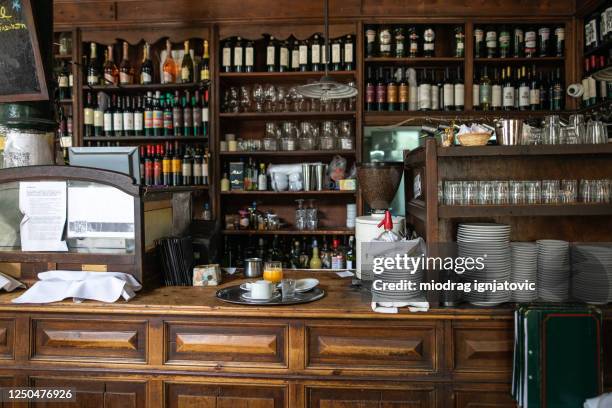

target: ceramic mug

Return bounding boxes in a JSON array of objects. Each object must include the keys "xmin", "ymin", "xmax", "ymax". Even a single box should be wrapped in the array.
[{"xmin": 250, "ymin": 280, "xmax": 274, "ymax": 300}]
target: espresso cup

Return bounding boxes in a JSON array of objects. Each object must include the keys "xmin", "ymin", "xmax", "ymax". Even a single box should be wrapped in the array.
[{"xmin": 250, "ymin": 280, "xmax": 274, "ymax": 300}]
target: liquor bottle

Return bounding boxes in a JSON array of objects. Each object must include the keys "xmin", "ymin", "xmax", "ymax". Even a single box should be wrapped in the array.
[
  {"xmin": 472, "ymin": 70, "xmax": 480, "ymax": 111},
  {"xmin": 479, "ymin": 66, "xmax": 492, "ymax": 111},
  {"xmin": 365, "ymin": 25, "xmax": 377, "ymax": 58},
  {"xmin": 365, "ymin": 66, "xmax": 375, "ymax": 111},
  {"xmin": 245, "ymin": 39, "xmax": 255, "ymax": 72},
  {"xmin": 344, "ymin": 34, "xmax": 354, "ymax": 70},
  {"xmin": 309, "ymin": 239, "xmax": 322, "ymax": 269},
  {"xmin": 183, "ymin": 91, "xmax": 193, "ymax": 136},
  {"xmin": 142, "ymin": 92, "xmax": 152, "ymax": 136},
  {"xmin": 394, "ymin": 27, "xmax": 405, "ymax": 58},
  {"xmin": 442, "ymin": 67, "xmax": 454, "ymax": 111},
  {"xmin": 529, "ymin": 65, "xmax": 540, "ymax": 111},
  {"xmin": 233, "ymin": 36, "xmax": 244, "ymax": 73},
  {"xmin": 83, "ymin": 92, "xmax": 94, "ymax": 137},
  {"xmin": 193, "ymin": 90, "xmax": 202, "ymax": 136},
  {"xmin": 491, "ymin": 68, "xmax": 502, "ymax": 111},
  {"xmin": 387, "ymin": 68, "xmax": 398, "ymax": 112},
  {"xmin": 290, "ymin": 40, "xmax": 300, "ymax": 71},
  {"xmin": 554, "ymin": 26, "xmax": 565, "ymax": 57},
  {"xmin": 162, "ymin": 143, "xmax": 171, "ymax": 186},
  {"xmin": 182, "ymin": 148, "xmax": 193, "ymax": 186},
  {"xmin": 320, "ymin": 239, "xmax": 331, "ymax": 269},
  {"xmin": 455, "ymin": 26, "xmax": 465, "ymax": 58},
  {"xmin": 423, "ymin": 26, "xmax": 435, "ymax": 57},
  {"xmin": 199, "ymin": 40, "xmax": 210, "ymax": 81},
  {"xmin": 486, "ymin": 27, "xmax": 497, "ymax": 58},
  {"xmin": 113, "ymin": 95, "xmax": 124, "ymax": 137},
  {"xmin": 119, "ymin": 41, "xmax": 133, "ymax": 85},
  {"xmin": 202, "ymin": 88, "xmax": 210, "ymax": 138},
  {"xmin": 552, "ymin": 67, "xmax": 563, "ymax": 111},
  {"xmin": 193, "ymin": 148, "xmax": 202, "ymax": 185},
  {"xmin": 123, "ymin": 96, "xmax": 135, "ymax": 136},
  {"xmin": 513, "ymin": 27, "xmax": 525, "ymax": 58},
  {"xmin": 180, "ymin": 41, "xmax": 194, "ymax": 83},
  {"xmin": 525, "ymin": 27, "xmax": 537, "ymax": 58},
  {"xmin": 539, "ymin": 71, "xmax": 549, "ymax": 111},
  {"xmin": 408, "ymin": 26, "xmax": 419, "ymax": 57},
  {"xmin": 266, "ymin": 35, "xmax": 277, "ymax": 72},
  {"xmin": 474, "ymin": 27, "xmax": 484, "ymax": 58},
  {"xmin": 103, "ymin": 45, "xmax": 119, "ymax": 85},
  {"xmin": 538, "ymin": 26, "xmax": 550, "ymax": 57},
  {"xmin": 346, "ymin": 236, "xmax": 355, "ymax": 269},
  {"xmin": 163, "ymin": 94, "xmax": 173, "ymax": 136},
  {"xmin": 152, "ymin": 91, "xmax": 163, "ymax": 136},
  {"xmin": 172, "ymin": 91, "xmax": 183, "ymax": 136},
  {"xmin": 94, "ymin": 94, "xmax": 104, "ymax": 137},
  {"xmin": 144, "ymin": 145, "xmax": 153, "ymax": 186},
  {"xmin": 418, "ymin": 69, "xmax": 431, "ymax": 111},
  {"xmin": 162, "ymin": 40, "xmax": 177, "ymax": 83},
  {"xmin": 278, "ymin": 39, "xmax": 289, "ymax": 72},
  {"xmin": 58, "ymin": 62, "xmax": 71, "ymax": 99},
  {"xmin": 311, "ymin": 34, "xmax": 322, "ymax": 71},
  {"xmin": 134, "ymin": 96, "xmax": 144, "ymax": 135},
  {"xmin": 499, "ymin": 26, "xmax": 511, "ymax": 58},
  {"xmin": 139, "ymin": 42, "xmax": 154, "ymax": 85},
  {"xmin": 375, "ymin": 67, "xmax": 386, "ymax": 111},
  {"xmin": 399, "ymin": 68, "xmax": 409, "ymax": 111},
  {"xmin": 153, "ymin": 144, "xmax": 163, "ymax": 186},
  {"xmin": 299, "ymin": 39, "xmax": 309, "ymax": 72},
  {"xmin": 331, "ymin": 37, "xmax": 343, "ymax": 71},
  {"xmin": 331, "ymin": 238, "xmax": 345, "ymax": 270},
  {"xmin": 258, "ymin": 163, "xmax": 267, "ymax": 190},
  {"xmin": 503, "ymin": 66, "xmax": 515, "ymax": 111},
  {"xmin": 103, "ymin": 96, "xmax": 114, "ymax": 138},
  {"xmin": 221, "ymin": 38, "xmax": 232, "ymax": 73},
  {"xmin": 454, "ymin": 67, "xmax": 464, "ymax": 111},
  {"xmin": 378, "ymin": 25, "xmax": 392, "ymax": 57},
  {"xmin": 172, "ymin": 142, "xmax": 182, "ymax": 186},
  {"xmin": 518, "ymin": 66, "xmax": 530, "ymax": 111},
  {"xmin": 87, "ymin": 42, "xmax": 100, "ymax": 86},
  {"xmin": 431, "ymin": 69, "xmax": 440, "ymax": 111}
]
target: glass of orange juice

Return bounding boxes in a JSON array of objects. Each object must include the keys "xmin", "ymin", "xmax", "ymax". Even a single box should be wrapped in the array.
[{"xmin": 263, "ymin": 261, "xmax": 283, "ymax": 283}]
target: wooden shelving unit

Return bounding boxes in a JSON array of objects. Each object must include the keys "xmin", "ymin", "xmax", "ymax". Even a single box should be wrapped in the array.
[
  {"xmin": 86, "ymin": 82, "xmax": 208, "ymax": 92},
  {"xmin": 222, "ymin": 228, "xmax": 355, "ymax": 236},
  {"xmin": 221, "ymin": 190, "xmax": 355, "ymax": 196},
  {"xmin": 84, "ymin": 136, "xmax": 209, "ymax": 143},
  {"xmin": 219, "ymin": 111, "xmax": 356, "ymax": 119},
  {"xmin": 438, "ymin": 203, "xmax": 612, "ymax": 218},
  {"xmin": 219, "ymin": 150, "xmax": 355, "ymax": 157}
]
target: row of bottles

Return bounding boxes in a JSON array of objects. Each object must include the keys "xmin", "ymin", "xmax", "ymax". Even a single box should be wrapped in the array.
[
  {"xmin": 57, "ymin": 61, "xmax": 73, "ymax": 99},
  {"xmin": 365, "ymin": 25, "xmax": 461, "ymax": 58},
  {"xmin": 472, "ymin": 66, "xmax": 565, "ymax": 111},
  {"xmin": 83, "ymin": 88, "xmax": 210, "ymax": 138},
  {"xmin": 584, "ymin": 5, "xmax": 612, "ymax": 52},
  {"xmin": 365, "ymin": 66, "xmax": 465, "ymax": 112},
  {"xmin": 139, "ymin": 142, "xmax": 210, "ymax": 187},
  {"xmin": 474, "ymin": 25, "xmax": 565, "ymax": 58},
  {"xmin": 220, "ymin": 158, "xmax": 268, "ymax": 192},
  {"xmin": 222, "ymin": 235, "xmax": 355, "ymax": 270},
  {"xmin": 582, "ymin": 54, "xmax": 612, "ymax": 108},
  {"xmin": 86, "ymin": 39, "xmax": 210, "ymax": 86},
  {"xmin": 221, "ymin": 34, "xmax": 355, "ymax": 73}
]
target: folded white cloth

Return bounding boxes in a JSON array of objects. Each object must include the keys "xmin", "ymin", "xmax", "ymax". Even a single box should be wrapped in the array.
[
  {"xmin": 371, "ymin": 300, "xmax": 429, "ymax": 314},
  {"xmin": 0, "ymin": 272, "xmax": 24, "ymax": 292},
  {"xmin": 12, "ymin": 271, "xmax": 142, "ymax": 304},
  {"xmin": 584, "ymin": 393, "xmax": 612, "ymax": 408}
]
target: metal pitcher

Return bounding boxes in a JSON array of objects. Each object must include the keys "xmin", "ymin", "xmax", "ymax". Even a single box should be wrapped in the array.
[{"xmin": 495, "ymin": 119, "xmax": 524, "ymax": 145}]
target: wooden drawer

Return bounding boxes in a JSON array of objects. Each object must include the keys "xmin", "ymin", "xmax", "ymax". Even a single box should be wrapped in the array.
[
  {"xmin": 165, "ymin": 381, "xmax": 286, "ymax": 408},
  {"xmin": 452, "ymin": 383, "xmax": 517, "ymax": 408},
  {"xmin": 307, "ymin": 385, "xmax": 437, "ymax": 408},
  {"xmin": 306, "ymin": 322, "xmax": 438, "ymax": 373},
  {"xmin": 0, "ymin": 319, "xmax": 15, "ymax": 360},
  {"xmin": 451, "ymin": 321, "xmax": 513, "ymax": 376},
  {"xmin": 165, "ymin": 321, "xmax": 288, "ymax": 368},
  {"xmin": 31, "ymin": 318, "xmax": 147, "ymax": 363}
]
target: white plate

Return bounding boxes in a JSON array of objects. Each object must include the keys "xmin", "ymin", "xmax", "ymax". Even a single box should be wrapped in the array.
[{"xmin": 295, "ymin": 278, "xmax": 319, "ymax": 293}]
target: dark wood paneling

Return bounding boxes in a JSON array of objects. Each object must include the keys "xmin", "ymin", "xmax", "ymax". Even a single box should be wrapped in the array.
[
  {"xmin": 165, "ymin": 382, "xmax": 286, "ymax": 408},
  {"xmin": 0, "ymin": 319, "xmax": 15, "ymax": 360},
  {"xmin": 54, "ymin": 1, "xmax": 116, "ymax": 24},
  {"xmin": 307, "ymin": 386, "xmax": 436, "ymax": 408},
  {"xmin": 452, "ymin": 383, "xmax": 517, "ymax": 408}
]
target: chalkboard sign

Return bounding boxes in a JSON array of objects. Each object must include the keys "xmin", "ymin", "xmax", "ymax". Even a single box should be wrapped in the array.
[{"xmin": 0, "ymin": 0, "xmax": 48, "ymax": 102}]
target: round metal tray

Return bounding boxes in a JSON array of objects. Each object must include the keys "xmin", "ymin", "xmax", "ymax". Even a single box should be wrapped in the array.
[{"xmin": 216, "ymin": 284, "xmax": 325, "ymax": 306}]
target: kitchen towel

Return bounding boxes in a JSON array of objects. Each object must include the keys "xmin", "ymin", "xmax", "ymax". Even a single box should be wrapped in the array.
[
  {"xmin": 0, "ymin": 272, "xmax": 24, "ymax": 292},
  {"xmin": 371, "ymin": 300, "xmax": 430, "ymax": 314},
  {"xmin": 12, "ymin": 271, "xmax": 142, "ymax": 304},
  {"xmin": 584, "ymin": 393, "xmax": 612, "ymax": 408}
]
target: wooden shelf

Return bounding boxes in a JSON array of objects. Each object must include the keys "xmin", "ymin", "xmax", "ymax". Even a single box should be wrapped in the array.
[
  {"xmin": 221, "ymin": 190, "xmax": 355, "ymax": 196},
  {"xmin": 143, "ymin": 185, "xmax": 209, "ymax": 193},
  {"xmin": 54, "ymin": 54, "xmax": 72, "ymax": 60},
  {"xmin": 584, "ymin": 39, "xmax": 612, "ymax": 58},
  {"xmin": 84, "ymin": 136, "xmax": 208, "ymax": 142},
  {"xmin": 58, "ymin": 99, "xmax": 73, "ymax": 104},
  {"xmin": 438, "ymin": 203, "xmax": 612, "ymax": 218},
  {"xmin": 365, "ymin": 57, "xmax": 464, "ymax": 64},
  {"xmin": 219, "ymin": 71, "xmax": 356, "ymax": 82},
  {"xmin": 219, "ymin": 111, "xmax": 356, "ymax": 119},
  {"xmin": 435, "ymin": 144, "xmax": 612, "ymax": 157},
  {"xmin": 85, "ymin": 82, "xmax": 208, "ymax": 92},
  {"xmin": 364, "ymin": 110, "xmax": 571, "ymax": 125},
  {"xmin": 474, "ymin": 57, "xmax": 564, "ymax": 63},
  {"xmin": 219, "ymin": 150, "xmax": 355, "ymax": 157},
  {"xmin": 222, "ymin": 227, "xmax": 355, "ymax": 236}
]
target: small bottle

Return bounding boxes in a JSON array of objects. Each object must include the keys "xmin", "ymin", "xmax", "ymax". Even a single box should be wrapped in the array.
[
  {"xmin": 199, "ymin": 40, "xmax": 210, "ymax": 81},
  {"xmin": 498, "ymin": 26, "xmax": 511, "ymax": 58},
  {"xmin": 309, "ymin": 239, "xmax": 322, "ymax": 269},
  {"xmin": 485, "ymin": 27, "xmax": 497, "ymax": 58},
  {"xmin": 538, "ymin": 26, "xmax": 550, "ymax": 57},
  {"xmin": 221, "ymin": 172, "xmax": 230, "ymax": 192},
  {"xmin": 423, "ymin": 26, "xmax": 435, "ymax": 57},
  {"xmin": 245, "ymin": 40, "xmax": 255, "ymax": 72},
  {"xmin": 454, "ymin": 26, "xmax": 465, "ymax": 58},
  {"xmin": 513, "ymin": 28, "xmax": 525, "ymax": 58},
  {"xmin": 346, "ymin": 236, "xmax": 355, "ymax": 270},
  {"xmin": 378, "ymin": 25, "xmax": 392, "ymax": 57},
  {"xmin": 140, "ymin": 42, "xmax": 154, "ymax": 85},
  {"xmin": 202, "ymin": 203, "xmax": 212, "ymax": 221},
  {"xmin": 394, "ymin": 27, "xmax": 405, "ymax": 58},
  {"xmin": 408, "ymin": 26, "xmax": 419, "ymax": 58},
  {"xmin": 474, "ymin": 27, "xmax": 484, "ymax": 58},
  {"xmin": 365, "ymin": 25, "xmax": 377, "ymax": 58},
  {"xmin": 331, "ymin": 239, "xmax": 345, "ymax": 270},
  {"xmin": 87, "ymin": 42, "xmax": 100, "ymax": 86},
  {"xmin": 258, "ymin": 163, "xmax": 267, "ymax": 191}
]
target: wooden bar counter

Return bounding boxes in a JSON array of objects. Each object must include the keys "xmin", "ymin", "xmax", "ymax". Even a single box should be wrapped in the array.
[{"xmin": 0, "ymin": 272, "xmax": 608, "ymax": 408}]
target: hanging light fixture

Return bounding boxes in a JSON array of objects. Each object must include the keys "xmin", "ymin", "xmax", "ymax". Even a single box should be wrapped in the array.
[{"xmin": 296, "ymin": 0, "xmax": 358, "ymax": 100}]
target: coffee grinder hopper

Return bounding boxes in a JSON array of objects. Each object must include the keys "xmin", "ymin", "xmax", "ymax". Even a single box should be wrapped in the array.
[{"xmin": 356, "ymin": 162, "xmax": 403, "ymax": 214}]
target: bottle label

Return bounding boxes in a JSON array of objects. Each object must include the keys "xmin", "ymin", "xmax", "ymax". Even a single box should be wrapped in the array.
[
  {"xmin": 430, "ymin": 85, "xmax": 439, "ymax": 109},
  {"xmin": 344, "ymin": 43, "xmax": 353, "ymax": 63},
  {"xmin": 332, "ymin": 43, "xmax": 341, "ymax": 63},
  {"xmin": 245, "ymin": 47, "xmax": 254, "ymax": 66},
  {"xmin": 222, "ymin": 48, "xmax": 231, "ymax": 67},
  {"xmin": 399, "ymin": 84, "xmax": 409, "ymax": 103},
  {"xmin": 519, "ymin": 86, "xmax": 530, "ymax": 107},
  {"xmin": 200, "ymin": 68, "xmax": 210, "ymax": 81},
  {"xmin": 280, "ymin": 48, "xmax": 289, "ymax": 67},
  {"xmin": 387, "ymin": 84, "xmax": 398, "ymax": 103},
  {"xmin": 173, "ymin": 108, "xmax": 183, "ymax": 129},
  {"xmin": 472, "ymin": 84, "xmax": 480, "ymax": 106},
  {"xmin": 172, "ymin": 159, "xmax": 181, "ymax": 174},
  {"xmin": 134, "ymin": 112, "xmax": 143, "ymax": 131},
  {"xmin": 525, "ymin": 31, "xmax": 537, "ymax": 50},
  {"xmin": 103, "ymin": 113, "xmax": 113, "ymax": 131},
  {"xmin": 311, "ymin": 44, "xmax": 320, "ymax": 63},
  {"xmin": 376, "ymin": 84, "xmax": 386, "ymax": 103},
  {"xmin": 410, "ymin": 38, "xmax": 418, "ymax": 53},
  {"xmin": 299, "ymin": 45, "xmax": 308, "ymax": 65},
  {"xmin": 480, "ymin": 84, "xmax": 491, "ymax": 104},
  {"xmin": 69, "ymin": 74, "xmax": 74, "ymax": 87},
  {"xmin": 529, "ymin": 88, "xmax": 540, "ymax": 105},
  {"xmin": 291, "ymin": 50, "xmax": 299, "ymax": 68},
  {"xmin": 193, "ymin": 107, "xmax": 202, "ymax": 127},
  {"xmin": 104, "ymin": 73, "xmax": 117, "ymax": 85},
  {"xmin": 87, "ymin": 75, "xmax": 99, "ymax": 85},
  {"xmin": 202, "ymin": 107, "xmax": 209, "ymax": 122},
  {"xmin": 474, "ymin": 29, "xmax": 484, "ymax": 42},
  {"xmin": 113, "ymin": 113, "xmax": 123, "ymax": 131},
  {"xmin": 418, "ymin": 84, "xmax": 431, "ymax": 109},
  {"xmin": 503, "ymin": 86, "xmax": 515, "ymax": 107},
  {"xmin": 83, "ymin": 108, "xmax": 94, "ymax": 125},
  {"xmin": 585, "ymin": 20, "xmax": 597, "ymax": 47},
  {"xmin": 59, "ymin": 76, "xmax": 69, "ymax": 87},
  {"xmin": 182, "ymin": 163, "xmax": 192, "ymax": 177},
  {"xmin": 163, "ymin": 159, "xmax": 171, "ymax": 174},
  {"xmin": 184, "ymin": 108, "xmax": 193, "ymax": 127},
  {"xmin": 443, "ymin": 84, "xmax": 454, "ymax": 107},
  {"xmin": 181, "ymin": 67, "xmax": 190, "ymax": 81},
  {"xmin": 555, "ymin": 27, "xmax": 565, "ymax": 41},
  {"xmin": 144, "ymin": 111, "xmax": 153, "ymax": 129},
  {"xmin": 163, "ymin": 72, "xmax": 175, "ymax": 84},
  {"xmin": 123, "ymin": 112, "xmax": 134, "ymax": 130},
  {"xmin": 234, "ymin": 47, "xmax": 243, "ymax": 66},
  {"xmin": 424, "ymin": 29, "xmax": 435, "ymax": 42},
  {"xmin": 538, "ymin": 27, "xmax": 550, "ymax": 41},
  {"xmin": 454, "ymin": 84, "xmax": 464, "ymax": 106},
  {"xmin": 120, "ymin": 72, "xmax": 132, "ymax": 84},
  {"xmin": 499, "ymin": 32, "xmax": 511, "ymax": 49},
  {"xmin": 202, "ymin": 162, "xmax": 209, "ymax": 178},
  {"xmin": 331, "ymin": 256, "xmax": 343, "ymax": 270},
  {"xmin": 366, "ymin": 29, "xmax": 376, "ymax": 44},
  {"xmin": 141, "ymin": 72, "xmax": 152, "ymax": 84},
  {"xmin": 164, "ymin": 111, "xmax": 173, "ymax": 130},
  {"xmin": 94, "ymin": 110, "xmax": 104, "ymax": 127},
  {"xmin": 492, "ymin": 85, "xmax": 502, "ymax": 107},
  {"xmin": 366, "ymin": 84, "xmax": 375, "ymax": 103},
  {"xmin": 486, "ymin": 31, "xmax": 497, "ymax": 48},
  {"xmin": 152, "ymin": 111, "xmax": 163, "ymax": 129},
  {"xmin": 346, "ymin": 260, "xmax": 353, "ymax": 270},
  {"xmin": 380, "ymin": 30, "xmax": 391, "ymax": 53},
  {"xmin": 266, "ymin": 46, "xmax": 275, "ymax": 65}
]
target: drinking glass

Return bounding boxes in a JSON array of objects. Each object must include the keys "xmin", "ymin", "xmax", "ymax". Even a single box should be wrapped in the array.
[
  {"xmin": 478, "ymin": 181, "xmax": 494, "ymax": 205},
  {"xmin": 541, "ymin": 180, "xmax": 560, "ymax": 204},
  {"xmin": 462, "ymin": 181, "xmax": 479, "ymax": 205},
  {"xmin": 239, "ymin": 85, "xmax": 252, "ymax": 112},
  {"xmin": 543, "ymin": 125, "xmax": 561, "ymax": 144},
  {"xmin": 595, "ymin": 179, "xmax": 610, "ymax": 203},
  {"xmin": 264, "ymin": 84, "xmax": 278, "ymax": 112},
  {"xmin": 280, "ymin": 279, "xmax": 297, "ymax": 299},
  {"xmin": 252, "ymin": 84, "xmax": 265, "ymax": 112},
  {"xmin": 263, "ymin": 262, "xmax": 283, "ymax": 283},
  {"xmin": 445, "ymin": 181, "xmax": 464, "ymax": 205},
  {"xmin": 561, "ymin": 127, "xmax": 579, "ymax": 145},
  {"xmin": 568, "ymin": 114, "xmax": 586, "ymax": 143},
  {"xmin": 524, "ymin": 181, "xmax": 542, "ymax": 204},
  {"xmin": 509, "ymin": 181, "xmax": 526, "ymax": 204},
  {"xmin": 276, "ymin": 86, "xmax": 288, "ymax": 112},
  {"xmin": 560, "ymin": 180, "xmax": 577, "ymax": 203},
  {"xmin": 263, "ymin": 122, "xmax": 279, "ymax": 151},
  {"xmin": 492, "ymin": 181, "xmax": 509, "ymax": 204},
  {"xmin": 306, "ymin": 199, "xmax": 318, "ymax": 230},
  {"xmin": 580, "ymin": 180, "xmax": 594, "ymax": 202},
  {"xmin": 438, "ymin": 180, "xmax": 444, "ymax": 204},
  {"xmin": 226, "ymin": 87, "xmax": 240, "ymax": 113},
  {"xmin": 585, "ymin": 120, "xmax": 608, "ymax": 144}
]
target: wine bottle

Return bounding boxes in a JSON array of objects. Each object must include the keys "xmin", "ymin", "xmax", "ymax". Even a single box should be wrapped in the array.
[
  {"xmin": 183, "ymin": 91, "xmax": 193, "ymax": 136},
  {"xmin": 418, "ymin": 69, "xmax": 431, "ymax": 111},
  {"xmin": 162, "ymin": 94, "xmax": 173, "ymax": 136},
  {"xmin": 394, "ymin": 27, "xmax": 405, "ymax": 58},
  {"xmin": 290, "ymin": 40, "xmax": 300, "ymax": 72},
  {"xmin": 365, "ymin": 66, "xmax": 375, "ymax": 112},
  {"xmin": 199, "ymin": 40, "xmax": 210, "ymax": 81},
  {"xmin": 139, "ymin": 42, "xmax": 154, "ymax": 85},
  {"xmin": 119, "ymin": 41, "xmax": 133, "ymax": 85},
  {"xmin": 474, "ymin": 27, "xmax": 484, "ymax": 58},
  {"xmin": 454, "ymin": 67, "xmax": 464, "ymax": 111},
  {"xmin": 172, "ymin": 91, "xmax": 183, "ymax": 137},
  {"xmin": 378, "ymin": 26, "xmax": 392, "ymax": 57},
  {"xmin": 442, "ymin": 67, "xmax": 454, "ymax": 111},
  {"xmin": 311, "ymin": 34, "xmax": 322, "ymax": 71},
  {"xmin": 87, "ymin": 42, "xmax": 100, "ymax": 86},
  {"xmin": 58, "ymin": 62, "xmax": 71, "ymax": 99},
  {"xmin": 193, "ymin": 90, "xmax": 202, "ymax": 136},
  {"xmin": 134, "ymin": 96, "xmax": 144, "ymax": 136},
  {"xmin": 503, "ymin": 66, "xmax": 515, "ymax": 111},
  {"xmin": 103, "ymin": 45, "xmax": 119, "ymax": 85},
  {"xmin": 344, "ymin": 34, "xmax": 354, "ymax": 70},
  {"xmin": 233, "ymin": 36, "xmax": 244, "ymax": 73},
  {"xmin": 408, "ymin": 26, "xmax": 419, "ymax": 57},
  {"xmin": 423, "ymin": 26, "xmax": 435, "ymax": 57},
  {"xmin": 123, "ymin": 96, "xmax": 135, "ymax": 137},
  {"xmin": 152, "ymin": 90, "xmax": 163, "ymax": 136},
  {"xmin": 299, "ymin": 39, "xmax": 309, "ymax": 72},
  {"xmin": 279, "ymin": 39, "xmax": 290, "ymax": 72},
  {"xmin": 331, "ymin": 37, "xmax": 343, "ymax": 71},
  {"xmin": 480, "ymin": 66, "xmax": 492, "ymax": 111},
  {"xmin": 387, "ymin": 67, "xmax": 398, "ymax": 112},
  {"xmin": 112, "ymin": 95, "xmax": 124, "ymax": 137},
  {"xmin": 245, "ymin": 39, "xmax": 255, "ymax": 72},
  {"xmin": 430, "ymin": 69, "xmax": 440, "ymax": 111},
  {"xmin": 180, "ymin": 40, "xmax": 194, "ymax": 83},
  {"xmin": 499, "ymin": 26, "xmax": 510, "ymax": 58},
  {"xmin": 94, "ymin": 94, "xmax": 104, "ymax": 137},
  {"xmin": 399, "ymin": 68, "xmax": 409, "ymax": 112},
  {"xmin": 529, "ymin": 65, "xmax": 540, "ymax": 111},
  {"xmin": 376, "ymin": 67, "xmax": 386, "ymax": 111},
  {"xmin": 513, "ymin": 28, "xmax": 525, "ymax": 58},
  {"xmin": 84, "ymin": 92, "xmax": 94, "ymax": 137},
  {"xmin": 266, "ymin": 35, "xmax": 277, "ymax": 72},
  {"xmin": 365, "ymin": 25, "xmax": 377, "ymax": 58},
  {"xmin": 162, "ymin": 40, "xmax": 177, "ymax": 83},
  {"xmin": 519, "ymin": 66, "xmax": 530, "ymax": 111},
  {"xmin": 486, "ymin": 27, "xmax": 497, "ymax": 58},
  {"xmin": 144, "ymin": 92, "xmax": 153, "ymax": 136},
  {"xmin": 221, "ymin": 38, "xmax": 232, "ymax": 73},
  {"xmin": 491, "ymin": 68, "xmax": 502, "ymax": 111},
  {"xmin": 538, "ymin": 26, "xmax": 550, "ymax": 57}
]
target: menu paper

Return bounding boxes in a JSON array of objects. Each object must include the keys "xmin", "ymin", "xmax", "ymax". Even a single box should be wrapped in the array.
[{"xmin": 19, "ymin": 181, "xmax": 68, "ymax": 251}]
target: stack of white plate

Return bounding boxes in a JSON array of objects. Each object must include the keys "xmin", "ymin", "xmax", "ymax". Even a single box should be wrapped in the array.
[
  {"xmin": 536, "ymin": 240, "xmax": 570, "ymax": 302},
  {"xmin": 571, "ymin": 244, "xmax": 612, "ymax": 305},
  {"xmin": 511, "ymin": 242, "xmax": 538, "ymax": 302},
  {"xmin": 457, "ymin": 223, "xmax": 511, "ymax": 306},
  {"xmin": 371, "ymin": 264, "xmax": 425, "ymax": 302}
]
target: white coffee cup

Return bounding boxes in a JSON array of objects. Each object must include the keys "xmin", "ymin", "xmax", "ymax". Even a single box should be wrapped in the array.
[
  {"xmin": 272, "ymin": 172, "xmax": 289, "ymax": 191},
  {"xmin": 250, "ymin": 280, "xmax": 274, "ymax": 300}
]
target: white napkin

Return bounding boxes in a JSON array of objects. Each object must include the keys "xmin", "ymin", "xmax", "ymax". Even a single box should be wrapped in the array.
[
  {"xmin": 12, "ymin": 271, "xmax": 142, "ymax": 304},
  {"xmin": 0, "ymin": 272, "xmax": 25, "ymax": 292},
  {"xmin": 584, "ymin": 393, "xmax": 612, "ymax": 408},
  {"xmin": 371, "ymin": 300, "xmax": 429, "ymax": 314}
]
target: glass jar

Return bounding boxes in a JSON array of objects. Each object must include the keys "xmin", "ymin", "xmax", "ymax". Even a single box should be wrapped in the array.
[{"xmin": 319, "ymin": 121, "xmax": 337, "ymax": 150}]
